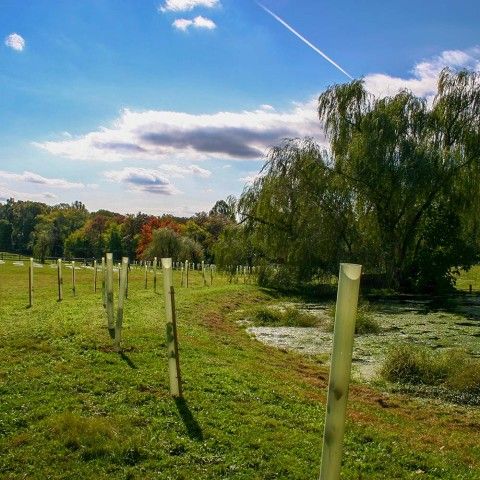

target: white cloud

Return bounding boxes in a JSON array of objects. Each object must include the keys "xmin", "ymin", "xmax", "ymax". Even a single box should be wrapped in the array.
[
  {"xmin": 364, "ymin": 47, "xmax": 480, "ymax": 101},
  {"xmin": 104, "ymin": 167, "xmax": 180, "ymax": 195},
  {"xmin": 172, "ymin": 15, "xmax": 216, "ymax": 31},
  {"xmin": 0, "ymin": 185, "xmax": 57, "ymax": 203},
  {"xmin": 160, "ymin": 0, "xmax": 220, "ymax": 12},
  {"xmin": 33, "ymin": 98, "xmax": 321, "ymax": 162},
  {"xmin": 158, "ymin": 164, "xmax": 212, "ymax": 178},
  {"xmin": 4, "ymin": 33, "xmax": 25, "ymax": 52},
  {"xmin": 240, "ymin": 172, "xmax": 263, "ymax": 186},
  {"xmin": 44, "ymin": 192, "xmax": 58, "ymax": 199},
  {"xmin": 172, "ymin": 18, "xmax": 194, "ymax": 31},
  {"xmin": 0, "ymin": 170, "xmax": 84, "ymax": 189}
]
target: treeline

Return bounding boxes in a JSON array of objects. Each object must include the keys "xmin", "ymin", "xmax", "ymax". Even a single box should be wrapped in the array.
[
  {"xmin": 0, "ymin": 197, "xmax": 237, "ymax": 263},
  {"xmin": 214, "ymin": 69, "xmax": 480, "ymax": 292}
]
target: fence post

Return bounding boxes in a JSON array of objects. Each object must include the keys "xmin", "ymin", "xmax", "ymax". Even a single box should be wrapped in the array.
[
  {"xmin": 115, "ymin": 257, "xmax": 129, "ymax": 351},
  {"xmin": 105, "ymin": 253, "xmax": 115, "ymax": 335},
  {"xmin": 28, "ymin": 258, "xmax": 33, "ymax": 307},
  {"xmin": 144, "ymin": 262, "xmax": 148, "ymax": 289},
  {"xmin": 186, "ymin": 260, "xmax": 189, "ymax": 288},
  {"xmin": 57, "ymin": 258, "xmax": 63, "ymax": 301},
  {"xmin": 319, "ymin": 263, "xmax": 362, "ymax": 480},
  {"xmin": 161, "ymin": 258, "xmax": 182, "ymax": 397}
]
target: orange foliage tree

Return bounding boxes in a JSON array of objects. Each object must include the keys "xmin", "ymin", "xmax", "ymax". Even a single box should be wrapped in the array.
[{"xmin": 136, "ymin": 216, "xmax": 182, "ymax": 257}]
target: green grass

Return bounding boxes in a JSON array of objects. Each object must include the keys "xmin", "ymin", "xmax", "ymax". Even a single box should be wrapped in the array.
[{"xmin": 0, "ymin": 262, "xmax": 479, "ymax": 479}]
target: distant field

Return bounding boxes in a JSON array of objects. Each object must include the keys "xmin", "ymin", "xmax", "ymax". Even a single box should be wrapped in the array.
[
  {"xmin": 0, "ymin": 261, "xmax": 479, "ymax": 479},
  {"xmin": 456, "ymin": 265, "xmax": 480, "ymax": 292}
]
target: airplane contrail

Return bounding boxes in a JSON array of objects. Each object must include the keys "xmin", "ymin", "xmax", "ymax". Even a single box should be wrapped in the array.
[{"xmin": 257, "ymin": 2, "xmax": 354, "ymax": 80}]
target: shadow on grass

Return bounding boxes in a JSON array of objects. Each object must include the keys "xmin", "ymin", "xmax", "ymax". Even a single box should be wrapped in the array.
[
  {"xmin": 118, "ymin": 352, "xmax": 137, "ymax": 369},
  {"xmin": 174, "ymin": 398, "xmax": 203, "ymax": 441}
]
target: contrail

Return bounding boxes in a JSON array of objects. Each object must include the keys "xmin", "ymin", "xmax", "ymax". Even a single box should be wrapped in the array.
[{"xmin": 257, "ymin": 2, "xmax": 353, "ymax": 80}]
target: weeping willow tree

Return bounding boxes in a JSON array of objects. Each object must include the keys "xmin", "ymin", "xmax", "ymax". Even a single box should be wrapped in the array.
[
  {"xmin": 240, "ymin": 69, "xmax": 480, "ymax": 292},
  {"xmin": 318, "ymin": 68, "xmax": 480, "ymax": 290},
  {"xmin": 238, "ymin": 139, "xmax": 370, "ymax": 286}
]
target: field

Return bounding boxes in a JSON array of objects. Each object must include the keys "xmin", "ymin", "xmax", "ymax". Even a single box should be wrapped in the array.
[{"xmin": 1, "ymin": 262, "xmax": 479, "ymax": 479}]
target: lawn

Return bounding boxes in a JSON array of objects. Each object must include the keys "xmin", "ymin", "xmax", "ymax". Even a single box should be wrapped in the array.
[{"xmin": 0, "ymin": 262, "xmax": 479, "ymax": 479}]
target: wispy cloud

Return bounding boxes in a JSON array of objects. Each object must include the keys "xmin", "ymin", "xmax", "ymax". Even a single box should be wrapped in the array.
[
  {"xmin": 0, "ymin": 170, "xmax": 84, "ymax": 189},
  {"xmin": 257, "ymin": 3, "xmax": 353, "ymax": 80},
  {"xmin": 0, "ymin": 185, "xmax": 57, "ymax": 203},
  {"xmin": 104, "ymin": 167, "xmax": 180, "ymax": 195},
  {"xmin": 240, "ymin": 171, "xmax": 264, "ymax": 186},
  {"xmin": 172, "ymin": 15, "xmax": 216, "ymax": 31},
  {"xmin": 158, "ymin": 164, "xmax": 212, "ymax": 178},
  {"xmin": 4, "ymin": 33, "xmax": 25, "ymax": 52},
  {"xmin": 159, "ymin": 0, "xmax": 220, "ymax": 12}
]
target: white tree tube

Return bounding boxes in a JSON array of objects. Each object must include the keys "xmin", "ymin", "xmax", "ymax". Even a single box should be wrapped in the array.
[
  {"xmin": 319, "ymin": 263, "xmax": 362, "ymax": 480},
  {"xmin": 105, "ymin": 253, "xmax": 115, "ymax": 333},
  {"xmin": 115, "ymin": 257, "xmax": 128, "ymax": 350},
  {"xmin": 161, "ymin": 258, "xmax": 182, "ymax": 397},
  {"xmin": 57, "ymin": 258, "xmax": 63, "ymax": 302}
]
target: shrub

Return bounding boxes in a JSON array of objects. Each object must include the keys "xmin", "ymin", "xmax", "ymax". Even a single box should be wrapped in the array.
[
  {"xmin": 251, "ymin": 306, "xmax": 319, "ymax": 327},
  {"xmin": 381, "ymin": 345, "xmax": 445, "ymax": 385},
  {"xmin": 381, "ymin": 345, "xmax": 480, "ymax": 393}
]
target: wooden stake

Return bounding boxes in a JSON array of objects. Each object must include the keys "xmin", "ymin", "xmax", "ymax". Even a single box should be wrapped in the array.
[
  {"xmin": 319, "ymin": 263, "xmax": 362, "ymax": 480},
  {"xmin": 57, "ymin": 258, "xmax": 63, "ymax": 301},
  {"xmin": 115, "ymin": 257, "xmax": 128, "ymax": 351},
  {"xmin": 144, "ymin": 262, "xmax": 148, "ymax": 289},
  {"xmin": 186, "ymin": 260, "xmax": 189, "ymax": 288},
  {"xmin": 161, "ymin": 258, "xmax": 182, "ymax": 397}
]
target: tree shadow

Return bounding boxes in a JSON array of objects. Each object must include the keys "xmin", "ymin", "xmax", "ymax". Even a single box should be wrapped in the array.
[
  {"xmin": 174, "ymin": 398, "xmax": 203, "ymax": 441},
  {"xmin": 118, "ymin": 351, "xmax": 137, "ymax": 369},
  {"xmin": 366, "ymin": 293, "xmax": 480, "ymax": 321}
]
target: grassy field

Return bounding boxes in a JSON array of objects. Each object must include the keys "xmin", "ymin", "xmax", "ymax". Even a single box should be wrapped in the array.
[
  {"xmin": 456, "ymin": 265, "xmax": 480, "ymax": 292},
  {"xmin": 0, "ymin": 262, "xmax": 479, "ymax": 479}
]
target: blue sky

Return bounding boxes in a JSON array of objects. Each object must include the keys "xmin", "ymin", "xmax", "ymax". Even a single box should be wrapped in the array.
[{"xmin": 1, "ymin": 0, "xmax": 479, "ymax": 215}]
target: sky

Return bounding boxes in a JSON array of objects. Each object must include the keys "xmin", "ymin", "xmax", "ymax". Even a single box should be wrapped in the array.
[{"xmin": 1, "ymin": 0, "xmax": 479, "ymax": 216}]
